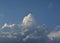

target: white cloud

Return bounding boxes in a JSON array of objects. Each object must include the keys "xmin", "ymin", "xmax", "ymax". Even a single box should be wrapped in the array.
[
  {"xmin": 0, "ymin": 13, "xmax": 36, "ymax": 39},
  {"xmin": 1, "ymin": 23, "xmax": 18, "ymax": 38},
  {"xmin": 20, "ymin": 29, "xmax": 29, "ymax": 36},
  {"xmin": 0, "ymin": 13, "xmax": 49, "ymax": 42},
  {"xmin": 1, "ymin": 13, "xmax": 60, "ymax": 42},
  {"xmin": 21, "ymin": 13, "xmax": 35, "ymax": 28},
  {"xmin": 23, "ymin": 35, "xmax": 30, "ymax": 41},
  {"xmin": 2, "ymin": 23, "xmax": 15, "ymax": 29},
  {"xmin": 0, "ymin": 32, "xmax": 13, "ymax": 38},
  {"xmin": 47, "ymin": 31, "xmax": 60, "ymax": 40},
  {"xmin": 22, "ymin": 30, "xmax": 41, "ymax": 41}
]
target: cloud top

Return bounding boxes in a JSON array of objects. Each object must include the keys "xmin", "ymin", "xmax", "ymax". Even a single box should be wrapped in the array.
[{"xmin": 21, "ymin": 13, "xmax": 35, "ymax": 27}]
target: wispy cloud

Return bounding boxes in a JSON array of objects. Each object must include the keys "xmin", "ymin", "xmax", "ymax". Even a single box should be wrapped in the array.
[
  {"xmin": 2, "ymin": 23, "xmax": 15, "ymax": 29},
  {"xmin": 48, "ymin": 2, "xmax": 53, "ymax": 9}
]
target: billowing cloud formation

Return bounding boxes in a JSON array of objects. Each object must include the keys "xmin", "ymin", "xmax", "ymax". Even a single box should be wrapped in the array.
[
  {"xmin": 23, "ymin": 31, "xmax": 42, "ymax": 41},
  {"xmin": 0, "ymin": 13, "xmax": 47, "ymax": 42},
  {"xmin": 0, "ymin": 13, "xmax": 60, "ymax": 43},
  {"xmin": 1, "ymin": 23, "xmax": 17, "ymax": 38},
  {"xmin": 0, "ymin": 13, "xmax": 36, "ymax": 39}
]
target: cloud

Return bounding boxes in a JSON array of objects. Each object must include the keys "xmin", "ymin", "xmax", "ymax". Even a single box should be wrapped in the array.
[
  {"xmin": 23, "ymin": 33, "xmax": 41, "ymax": 41},
  {"xmin": 21, "ymin": 13, "xmax": 35, "ymax": 28},
  {"xmin": 23, "ymin": 35, "xmax": 30, "ymax": 41},
  {"xmin": 1, "ymin": 23, "xmax": 18, "ymax": 38},
  {"xmin": 47, "ymin": 31, "xmax": 60, "ymax": 40},
  {"xmin": 23, "ymin": 24, "xmax": 48, "ymax": 41},
  {"xmin": 0, "ymin": 13, "xmax": 36, "ymax": 39},
  {"xmin": 48, "ymin": 2, "xmax": 53, "ymax": 9},
  {"xmin": 0, "ymin": 32, "xmax": 14, "ymax": 38},
  {"xmin": 0, "ymin": 13, "xmax": 46, "ymax": 41},
  {"xmin": 2, "ymin": 23, "xmax": 15, "ymax": 29},
  {"xmin": 0, "ymin": 13, "xmax": 60, "ymax": 43},
  {"xmin": 20, "ymin": 29, "xmax": 29, "ymax": 36}
]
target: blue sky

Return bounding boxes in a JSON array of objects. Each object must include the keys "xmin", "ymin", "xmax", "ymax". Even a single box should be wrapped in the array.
[
  {"xmin": 0, "ymin": 0, "xmax": 60, "ymax": 43},
  {"xmin": 0, "ymin": 0, "xmax": 60, "ymax": 27}
]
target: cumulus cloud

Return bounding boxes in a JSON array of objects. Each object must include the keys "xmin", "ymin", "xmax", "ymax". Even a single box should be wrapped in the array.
[
  {"xmin": 21, "ymin": 13, "xmax": 35, "ymax": 27},
  {"xmin": 47, "ymin": 31, "xmax": 60, "ymax": 40},
  {"xmin": 22, "ymin": 29, "xmax": 43, "ymax": 41},
  {"xmin": 0, "ymin": 13, "xmax": 36, "ymax": 39},
  {"xmin": 20, "ymin": 29, "xmax": 29, "ymax": 36},
  {"xmin": 0, "ymin": 13, "xmax": 60, "ymax": 43},
  {"xmin": 0, "ymin": 32, "xmax": 14, "ymax": 38},
  {"xmin": 0, "ymin": 13, "xmax": 44, "ymax": 41}
]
